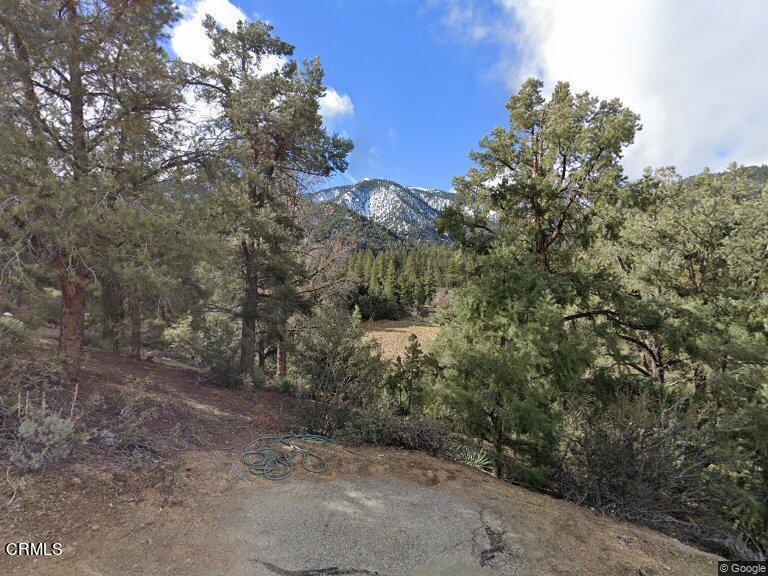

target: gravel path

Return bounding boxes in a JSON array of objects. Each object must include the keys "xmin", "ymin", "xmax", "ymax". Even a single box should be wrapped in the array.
[{"xmin": 5, "ymin": 447, "xmax": 721, "ymax": 576}]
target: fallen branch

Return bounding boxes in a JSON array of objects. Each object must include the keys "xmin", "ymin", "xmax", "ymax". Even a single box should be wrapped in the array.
[{"xmin": 5, "ymin": 466, "xmax": 17, "ymax": 506}]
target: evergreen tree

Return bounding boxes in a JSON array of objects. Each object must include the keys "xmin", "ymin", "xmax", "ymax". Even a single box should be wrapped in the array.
[
  {"xmin": 385, "ymin": 333, "xmax": 425, "ymax": 415},
  {"xmin": 436, "ymin": 78, "xmax": 639, "ymax": 481},
  {"xmin": 0, "ymin": 0, "xmax": 190, "ymax": 368},
  {"xmin": 193, "ymin": 16, "xmax": 352, "ymax": 381},
  {"xmin": 345, "ymin": 244, "xmax": 456, "ymax": 320},
  {"xmin": 382, "ymin": 254, "xmax": 398, "ymax": 302},
  {"xmin": 587, "ymin": 165, "xmax": 768, "ymax": 544}
]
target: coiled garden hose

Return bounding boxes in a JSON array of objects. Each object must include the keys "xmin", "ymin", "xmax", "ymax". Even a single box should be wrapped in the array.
[{"xmin": 233, "ymin": 434, "xmax": 340, "ymax": 482}]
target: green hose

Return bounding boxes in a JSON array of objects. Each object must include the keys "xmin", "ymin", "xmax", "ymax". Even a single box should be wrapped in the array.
[{"xmin": 234, "ymin": 434, "xmax": 338, "ymax": 482}]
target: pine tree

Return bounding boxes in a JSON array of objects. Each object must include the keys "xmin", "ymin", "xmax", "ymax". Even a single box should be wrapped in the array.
[
  {"xmin": 385, "ymin": 333, "xmax": 425, "ymax": 416},
  {"xmin": 382, "ymin": 254, "xmax": 398, "ymax": 302},
  {"xmin": 194, "ymin": 16, "xmax": 352, "ymax": 381},
  {"xmin": 0, "ymin": 0, "xmax": 189, "ymax": 369},
  {"xmin": 436, "ymin": 78, "xmax": 639, "ymax": 481},
  {"xmin": 412, "ymin": 280, "xmax": 425, "ymax": 312},
  {"xmin": 362, "ymin": 249, "xmax": 375, "ymax": 283}
]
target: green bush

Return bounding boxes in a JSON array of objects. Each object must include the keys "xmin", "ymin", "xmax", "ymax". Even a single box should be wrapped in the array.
[
  {"xmin": 165, "ymin": 313, "xmax": 239, "ymax": 386},
  {"xmin": 9, "ymin": 412, "xmax": 75, "ymax": 471},
  {"xmin": 0, "ymin": 315, "xmax": 27, "ymax": 358},
  {"xmin": 558, "ymin": 393, "xmax": 761, "ymax": 560},
  {"xmin": 341, "ymin": 409, "xmax": 456, "ymax": 457},
  {"xmin": 163, "ymin": 316, "xmax": 202, "ymax": 365},
  {"xmin": 457, "ymin": 443, "xmax": 494, "ymax": 474},
  {"xmin": 292, "ymin": 305, "xmax": 383, "ymax": 434},
  {"xmin": 252, "ymin": 367, "xmax": 268, "ymax": 389},
  {"xmin": 275, "ymin": 376, "xmax": 293, "ymax": 394}
]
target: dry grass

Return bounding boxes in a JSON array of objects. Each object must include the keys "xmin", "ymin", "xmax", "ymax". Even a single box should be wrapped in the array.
[{"xmin": 363, "ymin": 318, "xmax": 441, "ymax": 361}]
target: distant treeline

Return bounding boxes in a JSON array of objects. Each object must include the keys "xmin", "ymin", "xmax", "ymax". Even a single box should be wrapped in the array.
[{"xmin": 346, "ymin": 245, "xmax": 458, "ymax": 319}]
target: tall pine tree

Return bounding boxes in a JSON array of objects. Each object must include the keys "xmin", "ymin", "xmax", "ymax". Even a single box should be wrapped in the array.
[
  {"xmin": 436, "ymin": 78, "xmax": 639, "ymax": 480},
  {"xmin": 192, "ymin": 16, "xmax": 352, "ymax": 381},
  {"xmin": 0, "ymin": 0, "xmax": 190, "ymax": 368}
]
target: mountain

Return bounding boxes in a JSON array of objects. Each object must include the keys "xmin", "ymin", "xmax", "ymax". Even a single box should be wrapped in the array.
[
  {"xmin": 312, "ymin": 178, "xmax": 455, "ymax": 241},
  {"xmin": 682, "ymin": 164, "xmax": 768, "ymax": 197},
  {"xmin": 305, "ymin": 201, "xmax": 406, "ymax": 252}
]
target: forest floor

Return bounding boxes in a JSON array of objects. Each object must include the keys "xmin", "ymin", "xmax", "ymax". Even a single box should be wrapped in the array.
[{"xmin": 1, "ymin": 337, "xmax": 721, "ymax": 576}]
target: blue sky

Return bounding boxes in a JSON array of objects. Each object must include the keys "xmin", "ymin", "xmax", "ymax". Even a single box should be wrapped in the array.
[
  {"xmin": 174, "ymin": 0, "xmax": 517, "ymax": 191},
  {"xmin": 248, "ymin": 1, "xmax": 517, "ymax": 191},
  {"xmin": 171, "ymin": 1, "xmax": 768, "ymax": 191}
]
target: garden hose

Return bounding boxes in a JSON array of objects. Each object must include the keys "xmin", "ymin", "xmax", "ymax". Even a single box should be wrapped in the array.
[{"xmin": 233, "ymin": 434, "xmax": 352, "ymax": 482}]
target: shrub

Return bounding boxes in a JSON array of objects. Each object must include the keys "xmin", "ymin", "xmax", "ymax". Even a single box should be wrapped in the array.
[
  {"xmin": 252, "ymin": 367, "xmax": 268, "ymax": 389},
  {"xmin": 457, "ymin": 443, "xmax": 494, "ymax": 474},
  {"xmin": 6, "ymin": 386, "xmax": 77, "ymax": 472},
  {"xmin": 1, "ymin": 338, "xmax": 81, "ymax": 471},
  {"xmin": 341, "ymin": 409, "xmax": 457, "ymax": 457},
  {"xmin": 163, "ymin": 316, "xmax": 202, "ymax": 365},
  {"xmin": 199, "ymin": 315, "xmax": 239, "ymax": 377},
  {"xmin": 111, "ymin": 378, "xmax": 160, "ymax": 451},
  {"xmin": 275, "ymin": 376, "xmax": 294, "ymax": 394},
  {"xmin": 292, "ymin": 305, "xmax": 383, "ymax": 434},
  {"xmin": 558, "ymin": 393, "xmax": 761, "ymax": 559},
  {"xmin": 0, "ymin": 315, "xmax": 28, "ymax": 367},
  {"xmin": 0, "ymin": 314, "xmax": 27, "ymax": 340},
  {"xmin": 165, "ymin": 313, "xmax": 239, "ymax": 386},
  {"xmin": 9, "ymin": 413, "xmax": 75, "ymax": 471}
]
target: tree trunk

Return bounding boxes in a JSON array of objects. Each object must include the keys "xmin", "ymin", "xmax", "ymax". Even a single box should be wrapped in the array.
[
  {"xmin": 67, "ymin": 1, "xmax": 87, "ymax": 179},
  {"xmin": 257, "ymin": 337, "xmax": 266, "ymax": 369},
  {"xmin": 490, "ymin": 405, "xmax": 505, "ymax": 479},
  {"xmin": 240, "ymin": 313, "xmax": 256, "ymax": 381},
  {"xmin": 645, "ymin": 336, "xmax": 665, "ymax": 383},
  {"xmin": 100, "ymin": 272, "xmax": 124, "ymax": 354},
  {"xmin": 57, "ymin": 267, "xmax": 87, "ymax": 369},
  {"xmin": 493, "ymin": 427, "xmax": 505, "ymax": 479},
  {"xmin": 275, "ymin": 338, "xmax": 287, "ymax": 380},
  {"xmin": 56, "ymin": 3, "xmax": 88, "ymax": 371},
  {"xmin": 129, "ymin": 295, "xmax": 141, "ymax": 360},
  {"xmin": 109, "ymin": 322, "xmax": 120, "ymax": 354},
  {"xmin": 238, "ymin": 242, "xmax": 258, "ymax": 381}
]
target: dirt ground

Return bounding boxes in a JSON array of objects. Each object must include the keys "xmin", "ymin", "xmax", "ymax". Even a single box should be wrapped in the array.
[
  {"xmin": 363, "ymin": 318, "xmax": 441, "ymax": 360},
  {"xmin": 1, "ymin": 345, "xmax": 722, "ymax": 576}
]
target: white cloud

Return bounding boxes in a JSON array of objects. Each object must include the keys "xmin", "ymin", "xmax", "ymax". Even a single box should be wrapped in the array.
[
  {"xmin": 441, "ymin": 3, "xmax": 492, "ymax": 42},
  {"xmin": 446, "ymin": 0, "xmax": 768, "ymax": 175},
  {"xmin": 171, "ymin": 0, "xmax": 247, "ymax": 66},
  {"xmin": 319, "ymin": 88, "xmax": 355, "ymax": 119},
  {"xmin": 172, "ymin": 1, "xmax": 353, "ymax": 124}
]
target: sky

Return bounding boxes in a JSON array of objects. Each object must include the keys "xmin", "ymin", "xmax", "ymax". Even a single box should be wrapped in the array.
[{"xmin": 170, "ymin": 0, "xmax": 768, "ymax": 191}]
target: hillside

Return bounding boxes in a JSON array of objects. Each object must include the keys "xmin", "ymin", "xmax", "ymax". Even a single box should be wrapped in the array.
[
  {"xmin": 1, "ymin": 340, "xmax": 721, "ymax": 576},
  {"xmin": 683, "ymin": 164, "xmax": 768, "ymax": 196},
  {"xmin": 305, "ymin": 200, "xmax": 408, "ymax": 252},
  {"xmin": 313, "ymin": 178, "xmax": 456, "ymax": 241}
]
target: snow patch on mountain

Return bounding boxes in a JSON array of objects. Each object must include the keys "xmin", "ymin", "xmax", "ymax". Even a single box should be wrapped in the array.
[{"xmin": 312, "ymin": 178, "xmax": 455, "ymax": 240}]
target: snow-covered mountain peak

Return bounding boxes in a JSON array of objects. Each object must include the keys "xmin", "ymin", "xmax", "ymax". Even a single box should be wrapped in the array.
[{"xmin": 312, "ymin": 178, "xmax": 455, "ymax": 240}]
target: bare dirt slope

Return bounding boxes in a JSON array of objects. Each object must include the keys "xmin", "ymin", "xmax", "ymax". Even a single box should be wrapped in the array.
[{"xmin": 2, "ymin": 347, "xmax": 720, "ymax": 576}]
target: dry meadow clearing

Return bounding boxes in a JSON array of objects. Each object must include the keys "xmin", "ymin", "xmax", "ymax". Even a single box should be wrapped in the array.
[{"xmin": 363, "ymin": 318, "xmax": 441, "ymax": 361}]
